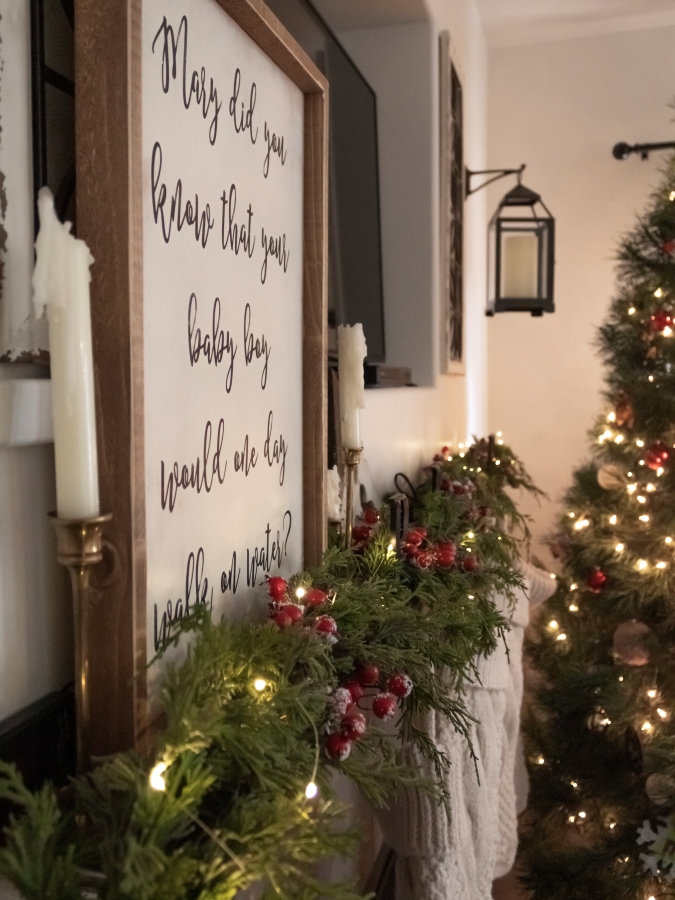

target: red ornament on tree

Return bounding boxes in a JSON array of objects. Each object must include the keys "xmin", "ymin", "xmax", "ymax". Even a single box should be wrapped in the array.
[
  {"xmin": 372, "ymin": 692, "xmax": 398, "ymax": 720},
  {"xmin": 356, "ymin": 663, "xmax": 380, "ymax": 686},
  {"xmin": 644, "ymin": 441, "xmax": 670, "ymax": 470},
  {"xmin": 401, "ymin": 542, "xmax": 420, "ymax": 559},
  {"xmin": 650, "ymin": 309, "xmax": 673, "ymax": 333},
  {"xmin": 586, "ymin": 568, "xmax": 607, "ymax": 593},
  {"xmin": 304, "ymin": 588, "xmax": 328, "ymax": 608},
  {"xmin": 416, "ymin": 551, "xmax": 436, "ymax": 570},
  {"xmin": 267, "ymin": 577, "xmax": 288, "ymax": 600},
  {"xmin": 460, "ymin": 554, "xmax": 479, "ymax": 573},
  {"xmin": 279, "ymin": 604, "xmax": 304, "ymax": 624},
  {"xmin": 387, "ymin": 673, "xmax": 413, "ymax": 698},
  {"xmin": 325, "ymin": 733, "xmax": 352, "ymax": 761},
  {"xmin": 340, "ymin": 711, "xmax": 367, "ymax": 741},
  {"xmin": 661, "ymin": 240, "xmax": 675, "ymax": 255}
]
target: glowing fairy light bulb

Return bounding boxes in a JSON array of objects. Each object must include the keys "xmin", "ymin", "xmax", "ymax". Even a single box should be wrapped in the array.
[
  {"xmin": 646, "ymin": 483, "xmax": 656, "ymax": 492},
  {"xmin": 568, "ymin": 512, "xmax": 576, "ymax": 518},
  {"xmin": 149, "ymin": 762, "xmax": 168, "ymax": 792},
  {"xmin": 657, "ymin": 708, "xmax": 668, "ymax": 719},
  {"xmin": 253, "ymin": 678, "xmax": 267, "ymax": 691},
  {"xmin": 305, "ymin": 782, "xmax": 319, "ymax": 799},
  {"xmin": 635, "ymin": 439, "xmax": 645, "ymax": 448},
  {"xmin": 639, "ymin": 460, "xmax": 646, "ymax": 466},
  {"xmin": 637, "ymin": 495, "xmax": 647, "ymax": 504},
  {"xmin": 628, "ymin": 306, "xmax": 636, "ymax": 315},
  {"xmin": 536, "ymin": 756, "xmax": 545, "ymax": 765},
  {"xmin": 647, "ymin": 689, "xmax": 657, "ymax": 699},
  {"xmin": 626, "ymin": 483, "xmax": 637, "ymax": 494},
  {"xmin": 615, "ymin": 543, "xmax": 625, "ymax": 553},
  {"xmin": 549, "ymin": 573, "xmax": 557, "ymax": 580},
  {"xmin": 578, "ymin": 811, "xmax": 586, "ymax": 819},
  {"xmin": 609, "ymin": 822, "xmax": 616, "ymax": 830},
  {"xmin": 614, "ymin": 434, "xmax": 624, "ymax": 444},
  {"xmin": 574, "ymin": 518, "xmax": 590, "ymax": 530},
  {"xmin": 568, "ymin": 815, "xmax": 576, "ymax": 824},
  {"xmin": 569, "ymin": 583, "xmax": 578, "ymax": 591},
  {"xmin": 568, "ymin": 603, "xmax": 579, "ymax": 612},
  {"xmin": 656, "ymin": 561, "xmax": 667, "ymax": 570},
  {"xmin": 598, "ymin": 429, "xmax": 613, "ymax": 443},
  {"xmin": 649, "ymin": 375, "xmax": 655, "ymax": 383},
  {"xmin": 570, "ymin": 780, "xmax": 578, "ymax": 788},
  {"xmin": 556, "ymin": 633, "xmax": 567, "ymax": 642},
  {"xmin": 666, "ymin": 537, "xmax": 674, "ymax": 545},
  {"xmin": 607, "ymin": 411, "xmax": 616, "ymax": 423},
  {"xmin": 548, "ymin": 620, "xmax": 559, "ymax": 631},
  {"xmin": 639, "ymin": 515, "xmax": 650, "ymax": 523},
  {"xmin": 636, "ymin": 559, "xmax": 649, "ymax": 572},
  {"xmin": 295, "ymin": 587, "xmax": 306, "ymax": 599},
  {"xmin": 670, "ymin": 190, "xmax": 675, "ymax": 200},
  {"xmin": 495, "ymin": 459, "xmax": 501, "ymax": 465},
  {"xmin": 642, "ymin": 720, "xmax": 654, "ymax": 733},
  {"xmin": 657, "ymin": 467, "xmax": 665, "ymax": 476},
  {"xmin": 655, "ymin": 287, "xmax": 664, "ymax": 298},
  {"xmin": 609, "ymin": 515, "xmax": 618, "ymax": 525},
  {"xmin": 664, "ymin": 326, "xmax": 674, "ymax": 337}
]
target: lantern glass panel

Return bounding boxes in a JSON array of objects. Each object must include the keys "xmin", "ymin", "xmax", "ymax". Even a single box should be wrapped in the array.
[{"xmin": 489, "ymin": 214, "xmax": 554, "ymax": 314}]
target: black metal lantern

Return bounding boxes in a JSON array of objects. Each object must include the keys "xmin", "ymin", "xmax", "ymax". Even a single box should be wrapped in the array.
[{"xmin": 466, "ymin": 165, "xmax": 555, "ymax": 317}]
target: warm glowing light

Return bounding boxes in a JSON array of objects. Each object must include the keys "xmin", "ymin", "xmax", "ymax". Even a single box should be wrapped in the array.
[
  {"xmin": 655, "ymin": 287, "xmax": 664, "ymax": 298},
  {"xmin": 578, "ymin": 811, "xmax": 586, "ymax": 819},
  {"xmin": 636, "ymin": 559, "xmax": 649, "ymax": 571},
  {"xmin": 550, "ymin": 572, "xmax": 557, "ymax": 580},
  {"xmin": 670, "ymin": 191, "xmax": 675, "ymax": 201},
  {"xmin": 609, "ymin": 515, "xmax": 618, "ymax": 525},
  {"xmin": 497, "ymin": 431, "xmax": 502, "ymax": 437},
  {"xmin": 656, "ymin": 561, "xmax": 667, "ymax": 570},
  {"xmin": 568, "ymin": 604, "xmax": 579, "ymax": 612},
  {"xmin": 537, "ymin": 756, "xmax": 545, "ymax": 765},
  {"xmin": 548, "ymin": 620, "xmax": 559, "ymax": 631},
  {"xmin": 615, "ymin": 543, "xmax": 625, "ymax": 553},
  {"xmin": 637, "ymin": 495, "xmax": 647, "ymax": 504},
  {"xmin": 639, "ymin": 460, "xmax": 646, "ymax": 466},
  {"xmin": 636, "ymin": 439, "xmax": 645, "ymax": 448},
  {"xmin": 570, "ymin": 780, "xmax": 578, "ymax": 788},
  {"xmin": 666, "ymin": 537, "xmax": 674, "ymax": 545},
  {"xmin": 614, "ymin": 434, "xmax": 624, "ymax": 444},
  {"xmin": 628, "ymin": 306, "xmax": 636, "ymax": 315},
  {"xmin": 664, "ymin": 326, "xmax": 673, "ymax": 337},
  {"xmin": 648, "ymin": 689, "xmax": 657, "ymax": 699},
  {"xmin": 609, "ymin": 822, "xmax": 617, "ymax": 829},
  {"xmin": 646, "ymin": 483, "xmax": 656, "ymax": 492},
  {"xmin": 607, "ymin": 411, "xmax": 616, "ymax": 423},
  {"xmin": 568, "ymin": 512, "xmax": 576, "ymax": 518},
  {"xmin": 305, "ymin": 782, "xmax": 319, "ymax": 799},
  {"xmin": 657, "ymin": 467, "xmax": 665, "ymax": 476},
  {"xmin": 254, "ymin": 678, "xmax": 268, "ymax": 692},
  {"xmin": 467, "ymin": 531, "xmax": 475, "ymax": 539},
  {"xmin": 295, "ymin": 587, "xmax": 306, "ymax": 599},
  {"xmin": 556, "ymin": 633, "xmax": 567, "ymax": 642},
  {"xmin": 639, "ymin": 515, "xmax": 650, "ymax": 523},
  {"xmin": 568, "ymin": 815, "xmax": 575, "ymax": 823},
  {"xmin": 149, "ymin": 762, "xmax": 168, "ymax": 792},
  {"xmin": 642, "ymin": 720, "xmax": 654, "ymax": 733},
  {"xmin": 458, "ymin": 443, "xmax": 465, "ymax": 449},
  {"xmin": 600, "ymin": 716, "xmax": 612, "ymax": 726},
  {"xmin": 574, "ymin": 518, "xmax": 590, "ymax": 530},
  {"xmin": 658, "ymin": 708, "xmax": 668, "ymax": 719},
  {"xmin": 627, "ymin": 483, "xmax": 637, "ymax": 494},
  {"xmin": 570, "ymin": 582, "xmax": 578, "ymax": 591},
  {"xmin": 497, "ymin": 439, "xmax": 504, "ymax": 446},
  {"xmin": 598, "ymin": 429, "xmax": 613, "ymax": 443},
  {"xmin": 618, "ymin": 676, "xmax": 624, "ymax": 682},
  {"xmin": 387, "ymin": 541, "xmax": 395, "ymax": 557},
  {"xmin": 649, "ymin": 375, "xmax": 655, "ymax": 383}
]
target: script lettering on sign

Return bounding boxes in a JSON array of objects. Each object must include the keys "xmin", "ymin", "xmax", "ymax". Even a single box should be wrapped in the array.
[{"xmin": 142, "ymin": 0, "xmax": 304, "ymax": 693}]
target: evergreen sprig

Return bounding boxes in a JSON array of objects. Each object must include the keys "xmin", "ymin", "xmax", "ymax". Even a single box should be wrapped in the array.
[{"xmin": 0, "ymin": 446, "xmax": 536, "ymax": 899}]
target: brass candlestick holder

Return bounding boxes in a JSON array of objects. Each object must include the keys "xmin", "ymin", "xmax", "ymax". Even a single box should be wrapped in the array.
[
  {"xmin": 343, "ymin": 447, "xmax": 363, "ymax": 549},
  {"xmin": 49, "ymin": 511, "xmax": 112, "ymax": 774}
]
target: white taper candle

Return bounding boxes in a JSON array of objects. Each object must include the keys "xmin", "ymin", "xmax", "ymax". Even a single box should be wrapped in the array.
[
  {"xmin": 337, "ymin": 323, "xmax": 367, "ymax": 450},
  {"xmin": 32, "ymin": 188, "xmax": 100, "ymax": 519}
]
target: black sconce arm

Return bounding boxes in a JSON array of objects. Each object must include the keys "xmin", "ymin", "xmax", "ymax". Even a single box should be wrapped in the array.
[
  {"xmin": 613, "ymin": 141, "xmax": 675, "ymax": 161},
  {"xmin": 465, "ymin": 163, "xmax": 525, "ymax": 197}
]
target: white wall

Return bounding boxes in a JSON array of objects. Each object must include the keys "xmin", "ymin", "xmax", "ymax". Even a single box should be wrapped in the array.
[
  {"xmin": 487, "ymin": 25, "xmax": 675, "ymax": 566},
  {"xmin": 337, "ymin": 0, "xmax": 489, "ymax": 503}
]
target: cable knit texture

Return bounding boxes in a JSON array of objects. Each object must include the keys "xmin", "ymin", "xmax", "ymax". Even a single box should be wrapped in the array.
[{"xmin": 375, "ymin": 565, "xmax": 554, "ymax": 898}]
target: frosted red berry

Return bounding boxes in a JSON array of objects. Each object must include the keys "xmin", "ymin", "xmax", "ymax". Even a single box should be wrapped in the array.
[
  {"xmin": 372, "ymin": 692, "xmax": 397, "ymax": 720},
  {"xmin": 387, "ymin": 673, "xmax": 413, "ymax": 698},
  {"xmin": 341, "ymin": 711, "xmax": 367, "ymax": 741},
  {"xmin": 356, "ymin": 663, "xmax": 380, "ymax": 686},
  {"xmin": 325, "ymin": 733, "xmax": 352, "ymax": 761},
  {"xmin": 267, "ymin": 577, "xmax": 288, "ymax": 600}
]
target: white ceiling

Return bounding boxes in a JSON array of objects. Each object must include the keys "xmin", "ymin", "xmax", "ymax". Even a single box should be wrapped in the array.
[
  {"xmin": 477, "ymin": 0, "xmax": 675, "ymax": 47},
  {"xmin": 310, "ymin": 0, "xmax": 427, "ymax": 32}
]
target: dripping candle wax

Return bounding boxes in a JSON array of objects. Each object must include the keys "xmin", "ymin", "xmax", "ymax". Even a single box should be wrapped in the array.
[{"xmin": 32, "ymin": 188, "xmax": 99, "ymax": 518}]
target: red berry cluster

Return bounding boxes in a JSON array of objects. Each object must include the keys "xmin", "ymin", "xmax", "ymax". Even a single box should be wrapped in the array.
[
  {"xmin": 324, "ymin": 663, "xmax": 414, "ymax": 761},
  {"xmin": 400, "ymin": 527, "xmax": 478, "ymax": 573},
  {"xmin": 266, "ymin": 578, "xmax": 337, "ymax": 641},
  {"xmin": 351, "ymin": 506, "xmax": 381, "ymax": 548},
  {"xmin": 644, "ymin": 440, "xmax": 670, "ymax": 471}
]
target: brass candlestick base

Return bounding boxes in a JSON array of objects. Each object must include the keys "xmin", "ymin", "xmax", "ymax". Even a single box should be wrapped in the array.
[
  {"xmin": 343, "ymin": 447, "xmax": 363, "ymax": 549},
  {"xmin": 49, "ymin": 511, "xmax": 112, "ymax": 774}
]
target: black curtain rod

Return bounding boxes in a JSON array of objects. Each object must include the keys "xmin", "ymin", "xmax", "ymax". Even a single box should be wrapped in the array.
[{"xmin": 613, "ymin": 141, "xmax": 675, "ymax": 161}]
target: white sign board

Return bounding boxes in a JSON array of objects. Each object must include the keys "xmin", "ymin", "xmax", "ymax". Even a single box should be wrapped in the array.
[{"xmin": 142, "ymin": 0, "xmax": 305, "ymax": 678}]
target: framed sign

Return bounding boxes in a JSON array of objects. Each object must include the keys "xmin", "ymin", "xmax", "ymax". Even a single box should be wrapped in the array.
[{"xmin": 75, "ymin": 0, "xmax": 327, "ymax": 754}]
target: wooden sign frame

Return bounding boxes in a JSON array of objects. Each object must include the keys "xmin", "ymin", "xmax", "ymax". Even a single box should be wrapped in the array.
[{"xmin": 75, "ymin": 0, "xmax": 328, "ymax": 756}]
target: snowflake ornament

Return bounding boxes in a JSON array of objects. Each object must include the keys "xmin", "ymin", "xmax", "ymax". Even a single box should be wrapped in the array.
[{"xmin": 637, "ymin": 814, "xmax": 675, "ymax": 879}]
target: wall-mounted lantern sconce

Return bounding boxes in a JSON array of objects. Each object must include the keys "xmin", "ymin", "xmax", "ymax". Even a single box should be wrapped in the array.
[{"xmin": 466, "ymin": 164, "xmax": 555, "ymax": 317}]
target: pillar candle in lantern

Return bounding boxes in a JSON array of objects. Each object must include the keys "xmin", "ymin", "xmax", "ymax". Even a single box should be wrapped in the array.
[
  {"xmin": 501, "ymin": 231, "xmax": 539, "ymax": 299},
  {"xmin": 32, "ymin": 188, "xmax": 100, "ymax": 519},
  {"xmin": 337, "ymin": 323, "xmax": 367, "ymax": 449}
]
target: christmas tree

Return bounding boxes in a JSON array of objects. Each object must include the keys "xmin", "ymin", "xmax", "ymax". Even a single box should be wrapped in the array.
[{"xmin": 522, "ymin": 157, "xmax": 675, "ymax": 899}]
